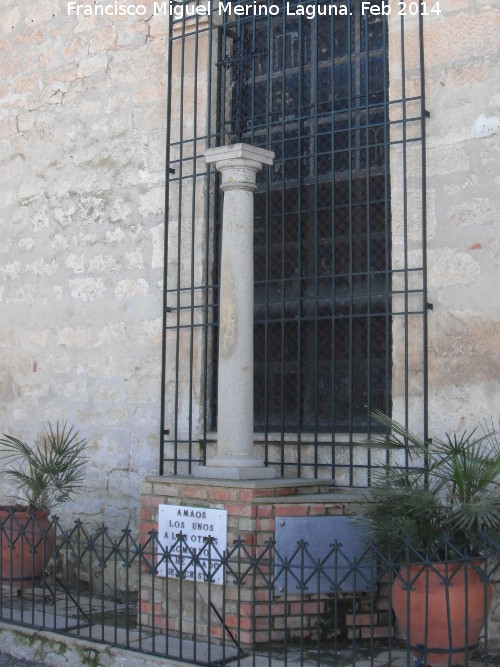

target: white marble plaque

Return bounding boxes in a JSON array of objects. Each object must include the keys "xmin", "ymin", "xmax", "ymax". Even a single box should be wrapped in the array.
[{"xmin": 157, "ymin": 504, "xmax": 227, "ymax": 584}]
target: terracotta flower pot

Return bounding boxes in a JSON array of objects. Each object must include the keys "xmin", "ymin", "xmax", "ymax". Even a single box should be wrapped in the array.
[
  {"xmin": 392, "ymin": 560, "xmax": 493, "ymax": 665},
  {"xmin": 0, "ymin": 507, "xmax": 53, "ymax": 587}
]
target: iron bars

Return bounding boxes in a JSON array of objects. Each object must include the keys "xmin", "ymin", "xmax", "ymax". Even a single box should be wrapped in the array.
[
  {"xmin": 0, "ymin": 512, "xmax": 498, "ymax": 667},
  {"xmin": 161, "ymin": 0, "xmax": 428, "ymax": 484}
]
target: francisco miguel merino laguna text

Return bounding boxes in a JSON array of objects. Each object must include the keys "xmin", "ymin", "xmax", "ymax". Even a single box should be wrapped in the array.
[{"xmin": 67, "ymin": 1, "xmax": 389, "ymax": 19}]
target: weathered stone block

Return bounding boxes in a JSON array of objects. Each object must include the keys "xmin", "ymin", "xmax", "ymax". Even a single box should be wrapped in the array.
[{"xmin": 77, "ymin": 53, "xmax": 108, "ymax": 78}]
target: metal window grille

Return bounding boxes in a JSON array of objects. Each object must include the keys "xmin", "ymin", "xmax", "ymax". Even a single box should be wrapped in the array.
[{"xmin": 161, "ymin": 0, "xmax": 428, "ymax": 484}]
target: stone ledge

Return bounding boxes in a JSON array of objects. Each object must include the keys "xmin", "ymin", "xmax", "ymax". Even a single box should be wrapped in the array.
[
  {"xmin": 0, "ymin": 622, "xmax": 187, "ymax": 667},
  {"xmin": 269, "ymin": 491, "xmax": 366, "ymax": 504},
  {"xmin": 141, "ymin": 477, "xmax": 366, "ymax": 507},
  {"xmin": 144, "ymin": 475, "xmax": 337, "ymax": 490}
]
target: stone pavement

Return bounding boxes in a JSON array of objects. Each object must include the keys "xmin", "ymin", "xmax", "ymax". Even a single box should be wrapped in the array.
[
  {"xmin": 0, "ymin": 656, "xmax": 47, "ymax": 667},
  {"xmin": 1, "ymin": 586, "xmax": 498, "ymax": 667}
]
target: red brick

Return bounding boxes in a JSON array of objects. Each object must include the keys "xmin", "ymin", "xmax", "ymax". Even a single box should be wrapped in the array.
[
  {"xmin": 238, "ymin": 602, "xmax": 255, "ymax": 616},
  {"xmin": 240, "ymin": 544, "xmax": 257, "ymax": 558},
  {"xmin": 254, "ymin": 589, "xmax": 272, "ymax": 602},
  {"xmin": 250, "ymin": 488, "xmax": 276, "ymax": 498},
  {"xmin": 141, "ymin": 496, "xmax": 158, "ymax": 507},
  {"xmin": 277, "ymin": 487, "xmax": 299, "ymax": 496},
  {"xmin": 253, "ymin": 574, "xmax": 272, "ymax": 589},
  {"xmin": 254, "ymin": 602, "xmax": 286, "ymax": 616},
  {"xmin": 179, "ymin": 485, "xmax": 209, "ymax": 500},
  {"xmin": 209, "ymin": 488, "xmax": 238, "ymax": 502},
  {"xmin": 239, "ymin": 532, "xmax": 255, "ymax": 545},
  {"xmin": 140, "ymin": 521, "xmax": 157, "ymax": 534},
  {"xmin": 152, "ymin": 616, "xmax": 167, "ymax": 630},
  {"xmin": 225, "ymin": 503, "xmax": 256, "ymax": 517},
  {"xmin": 210, "ymin": 626, "xmax": 224, "ymax": 640},
  {"xmin": 290, "ymin": 601, "xmax": 324, "ymax": 615},
  {"xmin": 237, "ymin": 630, "xmax": 253, "ymax": 645},
  {"xmin": 224, "ymin": 614, "xmax": 253, "ymax": 631},
  {"xmin": 238, "ymin": 489, "xmax": 256, "ymax": 502},
  {"xmin": 257, "ymin": 505, "xmax": 273, "ymax": 518},
  {"xmin": 308, "ymin": 505, "xmax": 326, "ymax": 516},
  {"xmin": 140, "ymin": 508, "xmax": 151, "ymax": 521},
  {"xmin": 255, "ymin": 616, "xmax": 274, "ymax": 631},
  {"xmin": 273, "ymin": 504, "xmax": 308, "ymax": 516},
  {"xmin": 255, "ymin": 544, "xmax": 274, "ymax": 558},
  {"xmin": 256, "ymin": 518, "xmax": 274, "ymax": 531},
  {"xmin": 273, "ymin": 615, "xmax": 306, "ymax": 630}
]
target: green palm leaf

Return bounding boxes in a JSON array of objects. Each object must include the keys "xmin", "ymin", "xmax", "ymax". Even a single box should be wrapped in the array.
[
  {"xmin": 0, "ymin": 422, "xmax": 87, "ymax": 511},
  {"xmin": 359, "ymin": 412, "xmax": 500, "ymax": 556}
]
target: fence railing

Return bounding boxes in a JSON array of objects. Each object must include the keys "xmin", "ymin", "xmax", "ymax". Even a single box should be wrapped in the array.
[{"xmin": 1, "ymin": 510, "xmax": 499, "ymax": 666}]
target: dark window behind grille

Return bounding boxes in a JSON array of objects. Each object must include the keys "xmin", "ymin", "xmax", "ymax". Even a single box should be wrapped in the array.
[
  {"xmin": 218, "ymin": 0, "xmax": 391, "ymax": 433},
  {"xmin": 161, "ymin": 0, "xmax": 428, "ymax": 482}
]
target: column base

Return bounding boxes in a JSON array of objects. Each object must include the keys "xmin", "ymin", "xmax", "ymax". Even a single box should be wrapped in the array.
[{"xmin": 192, "ymin": 455, "xmax": 276, "ymax": 480}]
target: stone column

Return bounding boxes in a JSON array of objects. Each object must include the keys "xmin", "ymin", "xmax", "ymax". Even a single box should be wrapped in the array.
[{"xmin": 194, "ymin": 143, "xmax": 275, "ymax": 480}]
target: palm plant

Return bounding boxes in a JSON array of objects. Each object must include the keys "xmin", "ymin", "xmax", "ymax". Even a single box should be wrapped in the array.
[
  {"xmin": 0, "ymin": 422, "xmax": 87, "ymax": 512},
  {"xmin": 360, "ymin": 411, "xmax": 500, "ymax": 556}
]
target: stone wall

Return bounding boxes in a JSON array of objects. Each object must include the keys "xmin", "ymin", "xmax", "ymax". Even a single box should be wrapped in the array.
[
  {"xmin": 420, "ymin": 0, "xmax": 500, "ymax": 433},
  {"xmin": 387, "ymin": 0, "xmax": 500, "ymax": 436},
  {"xmin": 0, "ymin": 0, "xmax": 169, "ymax": 528}
]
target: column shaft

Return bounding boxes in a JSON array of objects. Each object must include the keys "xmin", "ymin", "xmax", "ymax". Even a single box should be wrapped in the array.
[{"xmin": 194, "ymin": 144, "xmax": 275, "ymax": 480}]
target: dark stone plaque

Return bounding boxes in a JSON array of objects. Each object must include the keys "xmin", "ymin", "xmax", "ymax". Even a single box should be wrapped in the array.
[{"xmin": 274, "ymin": 516, "xmax": 373, "ymax": 595}]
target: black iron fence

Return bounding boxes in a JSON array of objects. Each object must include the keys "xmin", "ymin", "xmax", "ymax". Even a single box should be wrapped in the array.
[{"xmin": 1, "ymin": 511, "xmax": 499, "ymax": 666}]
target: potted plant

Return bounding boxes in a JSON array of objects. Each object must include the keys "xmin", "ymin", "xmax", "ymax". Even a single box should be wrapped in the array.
[
  {"xmin": 0, "ymin": 422, "xmax": 87, "ymax": 586},
  {"xmin": 360, "ymin": 411, "xmax": 500, "ymax": 665}
]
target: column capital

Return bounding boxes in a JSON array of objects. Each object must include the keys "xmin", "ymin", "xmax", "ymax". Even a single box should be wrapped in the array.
[
  {"xmin": 205, "ymin": 142, "xmax": 275, "ymax": 167},
  {"xmin": 205, "ymin": 144, "xmax": 274, "ymax": 192}
]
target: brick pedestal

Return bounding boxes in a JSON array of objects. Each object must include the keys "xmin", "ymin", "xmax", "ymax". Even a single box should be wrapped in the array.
[{"xmin": 139, "ymin": 477, "xmax": 390, "ymax": 647}]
